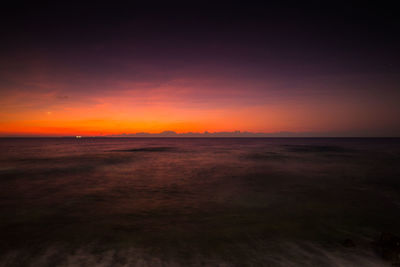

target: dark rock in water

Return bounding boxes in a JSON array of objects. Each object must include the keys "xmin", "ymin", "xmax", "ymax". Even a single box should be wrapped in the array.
[
  {"xmin": 373, "ymin": 232, "xmax": 400, "ymax": 264},
  {"xmin": 342, "ymin": 238, "xmax": 356, "ymax": 248}
]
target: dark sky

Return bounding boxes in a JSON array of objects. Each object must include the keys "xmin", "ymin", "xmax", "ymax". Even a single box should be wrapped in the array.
[{"xmin": 1, "ymin": 1, "xmax": 399, "ymax": 136}]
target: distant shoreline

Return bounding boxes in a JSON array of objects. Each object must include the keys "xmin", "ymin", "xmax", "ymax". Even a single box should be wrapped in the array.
[{"xmin": 0, "ymin": 136, "xmax": 399, "ymax": 139}]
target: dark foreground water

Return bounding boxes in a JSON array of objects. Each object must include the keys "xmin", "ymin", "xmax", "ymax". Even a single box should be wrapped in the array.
[{"xmin": 1, "ymin": 138, "xmax": 400, "ymax": 266}]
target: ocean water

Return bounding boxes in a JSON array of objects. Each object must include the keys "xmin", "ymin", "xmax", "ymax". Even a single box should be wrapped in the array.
[{"xmin": 1, "ymin": 138, "xmax": 400, "ymax": 266}]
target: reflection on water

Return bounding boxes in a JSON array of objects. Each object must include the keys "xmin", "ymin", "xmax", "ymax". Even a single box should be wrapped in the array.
[{"xmin": 1, "ymin": 138, "xmax": 400, "ymax": 266}]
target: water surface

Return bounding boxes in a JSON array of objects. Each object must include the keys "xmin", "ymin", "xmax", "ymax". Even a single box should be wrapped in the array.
[{"xmin": 1, "ymin": 138, "xmax": 400, "ymax": 266}]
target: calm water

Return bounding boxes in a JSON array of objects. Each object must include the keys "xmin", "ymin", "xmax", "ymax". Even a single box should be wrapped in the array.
[{"xmin": 1, "ymin": 138, "xmax": 400, "ymax": 266}]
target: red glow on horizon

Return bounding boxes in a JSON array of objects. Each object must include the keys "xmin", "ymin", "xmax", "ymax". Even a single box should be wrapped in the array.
[{"xmin": 1, "ymin": 60, "xmax": 399, "ymax": 137}]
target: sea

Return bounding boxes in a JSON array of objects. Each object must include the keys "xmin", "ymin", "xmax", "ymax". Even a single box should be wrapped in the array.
[{"xmin": 1, "ymin": 137, "xmax": 400, "ymax": 266}]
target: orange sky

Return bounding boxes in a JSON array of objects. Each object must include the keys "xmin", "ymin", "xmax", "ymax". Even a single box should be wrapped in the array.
[
  {"xmin": 1, "ymin": 72, "xmax": 399, "ymax": 136},
  {"xmin": 1, "ymin": 3, "xmax": 400, "ymax": 137},
  {"xmin": 0, "ymin": 7, "xmax": 400, "ymax": 136}
]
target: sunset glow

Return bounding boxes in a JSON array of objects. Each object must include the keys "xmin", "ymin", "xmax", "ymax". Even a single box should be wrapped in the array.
[
  {"xmin": 2, "ymin": 2, "xmax": 400, "ymax": 266},
  {"xmin": 1, "ymin": 2, "xmax": 399, "ymax": 137}
]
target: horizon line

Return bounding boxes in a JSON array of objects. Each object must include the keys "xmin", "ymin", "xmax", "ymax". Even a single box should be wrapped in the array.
[
  {"xmin": 0, "ymin": 130, "xmax": 399, "ymax": 138},
  {"xmin": 1, "ymin": 137, "xmax": 400, "ymax": 139}
]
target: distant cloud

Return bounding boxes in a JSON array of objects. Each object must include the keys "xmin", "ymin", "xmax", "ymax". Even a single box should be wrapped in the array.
[{"xmin": 106, "ymin": 131, "xmax": 341, "ymax": 138}]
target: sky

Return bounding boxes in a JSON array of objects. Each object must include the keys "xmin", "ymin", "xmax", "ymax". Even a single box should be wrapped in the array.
[{"xmin": 0, "ymin": 2, "xmax": 399, "ymax": 136}]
